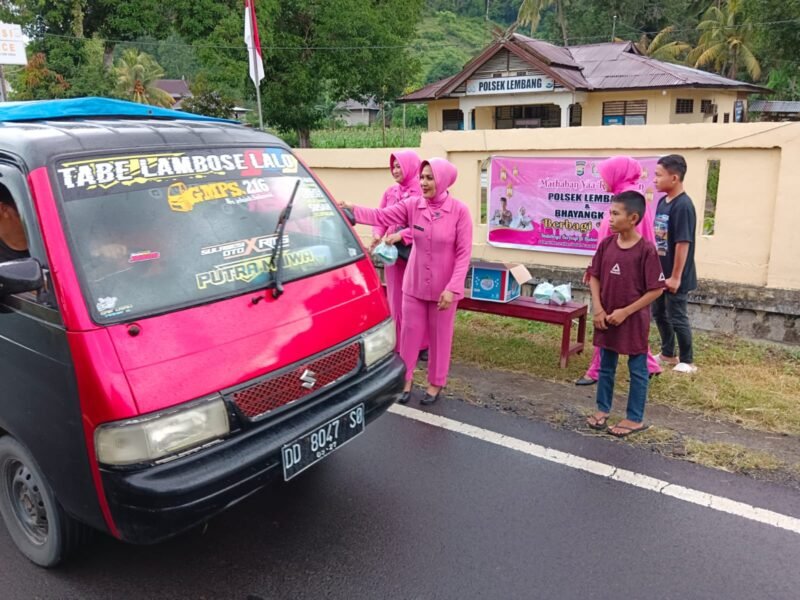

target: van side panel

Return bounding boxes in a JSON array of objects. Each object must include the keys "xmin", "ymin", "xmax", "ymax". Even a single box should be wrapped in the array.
[
  {"xmin": 27, "ymin": 167, "xmax": 121, "ymax": 535},
  {"xmin": 0, "ymin": 301, "xmax": 108, "ymax": 532}
]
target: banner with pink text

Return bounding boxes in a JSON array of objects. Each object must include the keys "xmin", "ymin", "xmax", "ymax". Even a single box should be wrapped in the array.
[{"xmin": 488, "ymin": 156, "xmax": 660, "ymax": 255}]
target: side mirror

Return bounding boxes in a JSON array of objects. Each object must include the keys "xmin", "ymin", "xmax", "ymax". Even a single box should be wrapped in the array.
[{"xmin": 0, "ymin": 258, "xmax": 43, "ymax": 296}]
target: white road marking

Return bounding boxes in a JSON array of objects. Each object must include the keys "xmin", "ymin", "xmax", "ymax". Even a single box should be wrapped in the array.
[{"xmin": 388, "ymin": 404, "xmax": 800, "ymax": 535}]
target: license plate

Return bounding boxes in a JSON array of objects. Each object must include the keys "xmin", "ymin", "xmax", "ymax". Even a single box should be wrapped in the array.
[{"xmin": 281, "ymin": 404, "xmax": 365, "ymax": 481}]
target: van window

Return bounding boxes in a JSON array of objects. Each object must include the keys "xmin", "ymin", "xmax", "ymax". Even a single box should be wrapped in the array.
[{"xmin": 51, "ymin": 147, "xmax": 364, "ymax": 323}]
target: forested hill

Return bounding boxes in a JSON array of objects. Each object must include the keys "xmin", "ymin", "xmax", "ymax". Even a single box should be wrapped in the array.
[{"xmin": 417, "ymin": 0, "xmax": 799, "ymax": 98}]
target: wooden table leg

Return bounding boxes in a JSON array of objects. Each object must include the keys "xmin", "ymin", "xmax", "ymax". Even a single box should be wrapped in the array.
[
  {"xmin": 560, "ymin": 318, "xmax": 571, "ymax": 368},
  {"xmin": 576, "ymin": 312, "xmax": 587, "ymax": 354}
]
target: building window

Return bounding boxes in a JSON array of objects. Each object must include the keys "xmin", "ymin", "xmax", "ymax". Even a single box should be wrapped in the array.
[
  {"xmin": 701, "ymin": 99, "xmax": 714, "ymax": 115},
  {"xmin": 676, "ymin": 98, "xmax": 694, "ymax": 114},
  {"xmin": 569, "ymin": 103, "xmax": 582, "ymax": 127},
  {"xmin": 495, "ymin": 104, "xmax": 561, "ymax": 129},
  {"xmin": 442, "ymin": 109, "xmax": 463, "ymax": 131},
  {"xmin": 723, "ymin": 113, "xmax": 730, "ymax": 123},
  {"xmin": 602, "ymin": 100, "xmax": 647, "ymax": 125}
]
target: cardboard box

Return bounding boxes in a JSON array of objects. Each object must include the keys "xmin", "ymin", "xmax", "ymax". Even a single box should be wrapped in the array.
[{"xmin": 467, "ymin": 261, "xmax": 533, "ymax": 303}]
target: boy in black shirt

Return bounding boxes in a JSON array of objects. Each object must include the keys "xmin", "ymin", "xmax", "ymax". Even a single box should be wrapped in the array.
[{"xmin": 653, "ymin": 154, "xmax": 698, "ymax": 374}]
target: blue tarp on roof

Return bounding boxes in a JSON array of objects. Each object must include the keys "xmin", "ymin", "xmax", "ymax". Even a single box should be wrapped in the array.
[{"xmin": 0, "ymin": 97, "xmax": 238, "ymax": 123}]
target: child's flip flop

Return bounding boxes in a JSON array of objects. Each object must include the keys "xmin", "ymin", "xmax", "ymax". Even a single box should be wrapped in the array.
[
  {"xmin": 608, "ymin": 424, "xmax": 650, "ymax": 438},
  {"xmin": 586, "ymin": 414, "xmax": 609, "ymax": 431}
]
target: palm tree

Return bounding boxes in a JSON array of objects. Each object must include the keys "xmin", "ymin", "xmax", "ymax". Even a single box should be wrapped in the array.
[
  {"xmin": 633, "ymin": 26, "xmax": 691, "ymax": 63},
  {"xmin": 517, "ymin": 0, "xmax": 569, "ymax": 46},
  {"xmin": 688, "ymin": 0, "xmax": 761, "ymax": 81},
  {"xmin": 113, "ymin": 48, "xmax": 174, "ymax": 107}
]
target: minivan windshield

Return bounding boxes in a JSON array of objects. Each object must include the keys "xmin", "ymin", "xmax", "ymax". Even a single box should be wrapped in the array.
[{"xmin": 52, "ymin": 146, "xmax": 364, "ymax": 323}]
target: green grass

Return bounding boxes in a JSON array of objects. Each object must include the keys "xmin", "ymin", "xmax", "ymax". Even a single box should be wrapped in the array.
[
  {"xmin": 452, "ymin": 312, "xmax": 800, "ymax": 435},
  {"xmin": 684, "ymin": 440, "xmax": 784, "ymax": 473},
  {"xmin": 309, "ymin": 127, "xmax": 423, "ymax": 149}
]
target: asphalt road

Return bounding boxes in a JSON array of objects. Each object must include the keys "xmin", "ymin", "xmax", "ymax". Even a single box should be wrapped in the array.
[{"xmin": 1, "ymin": 399, "xmax": 799, "ymax": 600}]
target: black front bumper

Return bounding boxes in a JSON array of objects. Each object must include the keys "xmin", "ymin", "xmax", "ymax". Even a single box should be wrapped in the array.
[{"xmin": 100, "ymin": 355, "xmax": 405, "ymax": 544}]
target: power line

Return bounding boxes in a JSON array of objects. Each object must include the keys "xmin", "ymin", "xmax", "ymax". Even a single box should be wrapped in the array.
[{"xmin": 32, "ymin": 17, "xmax": 800, "ymax": 53}]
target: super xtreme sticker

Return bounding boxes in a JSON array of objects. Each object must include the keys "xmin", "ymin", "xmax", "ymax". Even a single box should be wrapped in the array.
[
  {"xmin": 196, "ymin": 247, "xmax": 328, "ymax": 290},
  {"xmin": 200, "ymin": 234, "xmax": 289, "ymax": 260},
  {"xmin": 56, "ymin": 150, "xmax": 299, "ymax": 193}
]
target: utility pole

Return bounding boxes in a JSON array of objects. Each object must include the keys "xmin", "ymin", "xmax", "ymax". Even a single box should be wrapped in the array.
[{"xmin": 612, "ymin": 15, "xmax": 617, "ymax": 42}]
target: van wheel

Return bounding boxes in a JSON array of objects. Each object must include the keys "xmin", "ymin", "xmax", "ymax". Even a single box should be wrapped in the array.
[{"xmin": 0, "ymin": 436, "xmax": 92, "ymax": 567}]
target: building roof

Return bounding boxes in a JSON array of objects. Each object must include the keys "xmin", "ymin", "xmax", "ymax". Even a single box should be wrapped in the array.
[
  {"xmin": 154, "ymin": 79, "xmax": 192, "ymax": 98},
  {"xmin": 400, "ymin": 35, "xmax": 767, "ymax": 102},
  {"xmin": 336, "ymin": 98, "xmax": 381, "ymax": 111},
  {"xmin": 749, "ymin": 100, "xmax": 800, "ymax": 113}
]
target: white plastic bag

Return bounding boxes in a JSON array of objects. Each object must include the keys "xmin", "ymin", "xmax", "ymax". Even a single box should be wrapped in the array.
[
  {"xmin": 551, "ymin": 283, "xmax": 572, "ymax": 306},
  {"xmin": 533, "ymin": 282, "xmax": 554, "ymax": 304},
  {"xmin": 372, "ymin": 241, "xmax": 398, "ymax": 266}
]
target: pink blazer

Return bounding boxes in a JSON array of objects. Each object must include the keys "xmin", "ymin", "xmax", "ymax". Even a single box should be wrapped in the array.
[{"xmin": 355, "ymin": 194, "xmax": 473, "ymax": 301}]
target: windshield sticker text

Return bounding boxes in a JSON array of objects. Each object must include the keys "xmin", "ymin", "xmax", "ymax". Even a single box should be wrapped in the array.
[
  {"xmin": 56, "ymin": 150, "xmax": 299, "ymax": 195},
  {"xmin": 168, "ymin": 181, "xmax": 245, "ymax": 212},
  {"xmin": 195, "ymin": 249, "xmax": 320, "ymax": 290},
  {"xmin": 200, "ymin": 234, "xmax": 289, "ymax": 260}
]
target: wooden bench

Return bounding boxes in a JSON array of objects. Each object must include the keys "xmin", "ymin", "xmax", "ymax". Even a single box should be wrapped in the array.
[{"xmin": 456, "ymin": 296, "xmax": 588, "ymax": 368}]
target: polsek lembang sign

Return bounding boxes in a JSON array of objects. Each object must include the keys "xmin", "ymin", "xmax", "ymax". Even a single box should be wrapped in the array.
[
  {"xmin": 465, "ymin": 75, "xmax": 555, "ymax": 96},
  {"xmin": 0, "ymin": 23, "xmax": 27, "ymax": 65}
]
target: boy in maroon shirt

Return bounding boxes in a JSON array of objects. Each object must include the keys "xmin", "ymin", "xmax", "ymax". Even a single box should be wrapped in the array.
[{"xmin": 586, "ymin": 191, "xmax": 666, "ymax": 437}]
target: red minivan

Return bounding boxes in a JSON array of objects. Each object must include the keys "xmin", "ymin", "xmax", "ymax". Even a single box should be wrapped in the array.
[{"xmin": 0, "ymin": 98, "xmax": 404, "ymax": 566}]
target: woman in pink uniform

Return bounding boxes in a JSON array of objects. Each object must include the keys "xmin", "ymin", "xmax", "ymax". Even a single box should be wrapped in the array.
[
  {"xmin": 372, "ymin": 151, "xmax": 426, "ymax": 356},
  {"xmin": 575, "ymin": 155, "xmax": 662, "ymax": 386},
  {"xmin": 342, "ymin": 158, "xmax": 473, "ymax": 405}
]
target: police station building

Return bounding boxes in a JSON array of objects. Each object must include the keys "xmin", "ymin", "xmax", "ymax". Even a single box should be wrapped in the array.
[{"xmin": 401, "ymin": 33, "xmax": 766, "ymax": 131}]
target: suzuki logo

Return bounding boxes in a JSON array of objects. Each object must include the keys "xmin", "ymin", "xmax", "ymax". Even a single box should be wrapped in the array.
[{"xmin": 300, "ymin": 369, "xmax": 317, "ymax": 389}]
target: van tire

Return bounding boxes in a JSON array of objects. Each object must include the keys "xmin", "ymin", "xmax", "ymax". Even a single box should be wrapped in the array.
[{"xmin": 0, "ymin": 436, "xmax": 92, "ymax": 567}]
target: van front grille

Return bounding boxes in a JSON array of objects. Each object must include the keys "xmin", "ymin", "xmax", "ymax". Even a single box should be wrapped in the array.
[{"xmin": 231, "ymin": 342, "xmax": 361, "ymax": 419}]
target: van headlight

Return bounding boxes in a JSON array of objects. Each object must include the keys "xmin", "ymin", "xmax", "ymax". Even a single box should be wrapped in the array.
[
  {"xmin": 95, "ymin": 397, "xmax": 230, "ymax": 466},
  {"xmin": 363, "ymin": 319, "xmax": 396, "ymax": 367}
]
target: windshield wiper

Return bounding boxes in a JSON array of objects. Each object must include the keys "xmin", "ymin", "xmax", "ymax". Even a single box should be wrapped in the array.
[{"xmin": 254, "ymin": 179, "xmax": 300, "ymax": 303}]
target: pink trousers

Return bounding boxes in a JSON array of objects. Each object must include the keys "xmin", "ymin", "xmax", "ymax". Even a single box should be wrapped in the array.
[
  {"xmin": 386, "ymin": 260, "xmax": 427, "ymax": 350},
  {"xmin": 584, "ymin": 345, "xmax": 662, "ymax": 380},
  {"xmin": 400, "ymin": 293, "xmax": 457, "ymax": 387}
]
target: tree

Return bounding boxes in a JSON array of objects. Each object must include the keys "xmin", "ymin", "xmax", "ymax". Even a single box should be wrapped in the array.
[
  {"xmin": 10, "ymin": 53, "xmax": 70, "ymax": 100},
  {"xmin": 688, "ymin": 0, "xmax": 761, "ymax": 81},
  {"xmin": 113, "ymin": 48, "xmax": 174, "ymax": 107},
  {"xmin": 195, "ymin": 0, "xmax": 423, "ymax": 147},
  {"xmin": 633, "ymin": 25, "xmax": 691, "ymax": 63},
  {"xmin": 744, "ymin": 0, "xmax": 800, "ymax": 99},
  {"xmin": 517, "ymin": 0, "xmax": 569, "ymax": 46},
  {"xmin": 182, "ymin": 75, "xmax": 235, "ymax": 119}
]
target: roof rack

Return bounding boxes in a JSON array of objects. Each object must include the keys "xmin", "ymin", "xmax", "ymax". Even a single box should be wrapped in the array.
[{"xmin": 0, "ymin": 97, "xmax": 238, "ymax": 124}]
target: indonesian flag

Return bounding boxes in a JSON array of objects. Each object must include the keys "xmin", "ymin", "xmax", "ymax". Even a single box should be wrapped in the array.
[{"xmin": 244, "ymin": 0, "xmax": 265, "ymax": 86}]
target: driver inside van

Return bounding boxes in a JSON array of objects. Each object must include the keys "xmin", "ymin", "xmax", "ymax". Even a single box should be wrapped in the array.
[{"xmin": 0, "ymin": 184, "xmax": 30, "ymax": 263}]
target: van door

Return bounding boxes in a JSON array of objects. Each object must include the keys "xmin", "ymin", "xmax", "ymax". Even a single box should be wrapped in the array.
[{"xmin": 0, "ymin": 162, "xmax": 105, "ymax": 532}]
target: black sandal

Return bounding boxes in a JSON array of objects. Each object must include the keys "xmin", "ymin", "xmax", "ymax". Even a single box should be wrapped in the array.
[{"xmin": 586, "ymin": 414, "xmax": 609, "ymax": 430}]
